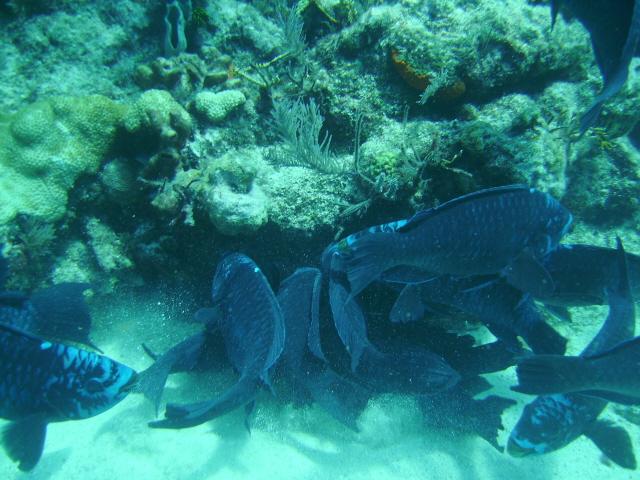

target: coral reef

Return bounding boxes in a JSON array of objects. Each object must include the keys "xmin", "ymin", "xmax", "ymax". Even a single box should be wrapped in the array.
[{"xmin": 0, "ymin": 0, "xmax": 638, "ymax": 290}]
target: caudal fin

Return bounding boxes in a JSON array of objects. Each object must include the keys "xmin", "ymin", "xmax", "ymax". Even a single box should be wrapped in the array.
[
  {"xmin": 519, "ymin": 319, "xmax": 567, "ymax": 355},
  {"xmin": 1, "ymin": 416, "xmax": 48, "ymax": 471},
  {"xmin": 149, "ymin": 376, "xmax": 258, "ymax": 429},
  {"xmin": 512, "ymin": 355, "xmax": 589, "ymax": 395},
  {"xmin": 474, "ymin": 395, "xmax": 517, "ymax": 451},
  {"xmin": 135, "ymin": 333, "xmax": 207, "ymax": 414},
  {"xmin": 135, "ymin": 353, "xmax": 175, "ymax": 415}
]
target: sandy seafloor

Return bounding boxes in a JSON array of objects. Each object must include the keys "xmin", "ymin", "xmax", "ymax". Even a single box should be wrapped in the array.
[{"xmin": 1, "ymin": 279, "xmax": 638, "ymax": 480}]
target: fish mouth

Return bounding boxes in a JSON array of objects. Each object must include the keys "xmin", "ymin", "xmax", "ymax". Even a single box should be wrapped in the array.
[
  {"xmin": 119, "ymin": 371, "xmax": 139, "ymax": 394},
  {"xmin": 506, "ymin": 438, "xmax": 533, "ymax": 458}
]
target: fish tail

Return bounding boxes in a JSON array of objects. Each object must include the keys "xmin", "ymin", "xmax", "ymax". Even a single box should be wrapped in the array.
[
  {"xmin": 474, "ymin": 395, "xmax": 517, "ymax": 451},
  {"xmin": 134, "ymin": 353, "xmax": 175, "ymax": 415},
  {"xmin": 519, "ymin": 320, "xmax": 567, "ymax": 355},
  {"xmin": 149, "ymin": 376, "xmax": 258, "ymax": 429},
  {"xmin": 342, "ymin": 233, "xmax": 394, "ymax": 297},
  {"xmin": 512, "ymin": 355, "xmax": 590, "ymax": 395}
]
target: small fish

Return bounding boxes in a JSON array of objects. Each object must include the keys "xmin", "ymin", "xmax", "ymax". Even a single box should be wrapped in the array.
[
  {"xmin": 149, "ymin": 253, "xmax": 285, "ymax": 429},
  {"xmin": 276, "ymin": 267, "xmax": 326, "ymax": 371},
  {"xmin": 276, "ymin": 268, "xmax": 369, "ymax": 431},
  {"xmin": 0, "ymin": 323, "xmax": 137, "ymax": 471},
  {"xmin": 507, "ymin": 237, "xmax": 637, "ymax": 469},
  {"xmin": 337, "ymin": 185, "xmax": 572, "ymax": 299},
  {"xmin": 551, "ymin": 1, "xmax": 640, "ymax": 131},
  {"xmin": 512, "ymin": 335, "xmax": 640, "ymax": 403},
  {"xmin": 390, "ymin": 277, "xmax": 567, "ymax": 354}
]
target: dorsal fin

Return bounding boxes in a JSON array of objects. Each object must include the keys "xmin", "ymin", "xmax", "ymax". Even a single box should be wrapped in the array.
[
  {"xmin": 397, "ymin": 185, "xmax": 529, "ymax": 234},
  {"xmin": 0, "ymin": 321, "xmax": 43, "ymax": 342}
]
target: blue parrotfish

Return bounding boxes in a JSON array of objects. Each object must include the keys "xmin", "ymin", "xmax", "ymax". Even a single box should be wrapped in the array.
[
  {"xmin": 507, "ymin": 237, "xmax": 637, "ymax": 470},
  {"xmin": 513, "ymin": 335, "xmax": 640, "ymax": 404},
  {"xmin": 0, "ymin": 323, "xmax": 137, "ymax": 471},
  {"xmin": 336, "ymin": 185, "xmax": 572, "ymax": 300},
  {"xmin": 0, "ymin": 246, "xmax": 99, "ymax": 350},
  {"xmin": 551, "ymin": 0, "xmax": 640, "ymax": 132},
  {"xmin": 276, "ymin": 267, "xmax": 369, "ymax": 431},
  {"xmin": 149, "ymin": 253, "xmax": 285, "ymax": 429},
  {"xmin": 390, "ymin": 277, "xmax": 567, "ymax": 354},
  {"xmin": 539, "ymin": 243, "xmax": 640, "ymax": 310}
]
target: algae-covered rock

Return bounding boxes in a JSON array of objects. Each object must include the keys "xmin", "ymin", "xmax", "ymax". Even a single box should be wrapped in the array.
[
  {"xmin": 323, "ymin": 0, "xmax": 590, "ymax": 120},
  {"xmin": 264, "ymin": 166, "xmax": 352, "ymax": 235},
  {"xmin": 194, "ymin": 89, "xmax": 246, "ymax": 124},
  {"xmin": 204, "ymin": 180, "xmax": 268, "ymax": 236},
  {"xmin": 123, "ymin": 89, "xmax": 192, "ymax": 152},
  {"xmin": 200, "ymin": 148, "xmax": 268, "ymax": 235},
  {"xmin": 51, "ymin": 241, "xmax": 98, "ymax": 285},
  {"xmin": 0, "ymin": 94, "xmax": 125, "ymax": 222},
  {"xmin": 563, "ymin": 136, "xmax": 640, "ymax": 225},
  {"xmin": 444, "ymin": 92, "xmax": 568, "ymax": 197},
  {"xmin": 85, "ymin": 217, "xmax": 133, "ymax": 273}
]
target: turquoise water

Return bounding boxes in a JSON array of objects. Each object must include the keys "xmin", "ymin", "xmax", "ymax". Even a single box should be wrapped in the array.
[{"xmin": 0, "ymin": 0, "xmax": 639, "ymax": 478}]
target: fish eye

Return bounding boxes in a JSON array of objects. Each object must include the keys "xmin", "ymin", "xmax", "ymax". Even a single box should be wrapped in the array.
[{"xmin": 86, "ymin": 378, "xmax": 104, "ymax": 393}]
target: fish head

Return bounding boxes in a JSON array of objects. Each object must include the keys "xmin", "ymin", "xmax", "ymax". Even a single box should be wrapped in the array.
[
  {"xmin": 48, "ymin": 346, "xmax": 137, "ymax": 420},
  {"xmin": 507, "ymin": 394, "xmax": 585, "ymax": 457}
]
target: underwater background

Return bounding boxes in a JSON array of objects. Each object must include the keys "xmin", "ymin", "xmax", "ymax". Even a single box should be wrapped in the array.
[{"xmin": 0, "ymin": 0, "xmax": 639, "ymax": 478}]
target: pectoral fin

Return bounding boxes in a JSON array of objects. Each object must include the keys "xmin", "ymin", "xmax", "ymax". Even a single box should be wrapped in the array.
[
  {"xmin": 584, "ymin": 419, "xmax": 636, "ymax": 470},
  {"xmin": 390, "ymin": 285, "xmax": 426, "ymax": 324},
  {"xmin": 1, "ymin": 415, "xmax": 48, "ymax": 471},
  {"xmin": 504, "ymin": 252, "xmax": 554, "ymax": 298}
]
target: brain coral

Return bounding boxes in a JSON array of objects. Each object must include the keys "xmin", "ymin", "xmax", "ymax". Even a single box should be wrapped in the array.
[
  {"xmin": 0, "ymin": 95, "xmax": 125, "ymax": 222},
  {"xmin": 0, "ymin": 90, "xmax": 192, "ymax": 224}
]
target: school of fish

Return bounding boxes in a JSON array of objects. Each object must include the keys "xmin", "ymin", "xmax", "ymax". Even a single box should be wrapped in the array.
[
  {"xmin": 2, "ymin": 183, "xmax": 640, "ymax": 471},
  {"xmin": 2, "ymin": 0, "xmax": 640, "ymax": 471}
]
